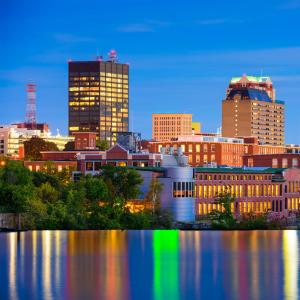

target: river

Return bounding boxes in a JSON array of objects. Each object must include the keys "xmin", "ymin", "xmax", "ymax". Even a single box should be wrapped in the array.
[{"xmin": 0, "ymin": 230, "xmax": 299, "ymax": 300}]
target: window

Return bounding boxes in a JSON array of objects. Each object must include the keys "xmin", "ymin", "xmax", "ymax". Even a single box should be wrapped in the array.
[
  {"xmin": 94, "ymin": 161, "xmax": 102, "ymax": 170},
  {"xmin": 272, "ymin": 158, "xmax": 278, "ymax": 168},
  {"xmin": 173, "ymin": 181, "xmax": 194, "ymax": 198},
  {"xmin": 86, "ymin": 162, "xmax": 93, "ymax": 171},
  {"xmin": 292, "ymin": 158, "xmax": 298, "ymax": 167},
  {"xmin": 282, "ymin": 158, "xmax": 288, "ymax": 168}
]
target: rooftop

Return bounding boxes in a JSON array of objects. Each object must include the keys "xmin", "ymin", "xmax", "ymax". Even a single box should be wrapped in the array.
[
  {"xmin": 194, "ymin": 167, "xmax": 286, "ymax": 174},
  {"xmin": 230, "ymin": 76, "xmax": 272, "ymax": 84},
  {"xmin": 226, "ymin": 88, "xmax": 272, "ymax": 102}
]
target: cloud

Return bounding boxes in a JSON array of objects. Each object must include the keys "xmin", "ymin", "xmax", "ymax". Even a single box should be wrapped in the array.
[
  {"xmin": 53, "ymin": 33, "xmax": 96, "ymax": 43},
  {"xmin": 117, "ymin": 20, "xmax": 170, "ymax": 33},
  {"xmin": 196, "ymin": 18, "xmax": 245, "ymax": 25},
  {"xmin": 118, "ymin": 23, "xmax": 154, "ymax": 33},
  {"xmin": 278, "ymin": 0, "xmax": 300, "ymax": 9},
  {"xmin": 196, "ymin": 18, "xmax": 228, "ymax": 25}
]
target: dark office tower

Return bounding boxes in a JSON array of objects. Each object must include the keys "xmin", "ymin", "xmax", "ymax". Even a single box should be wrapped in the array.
[{"xmin": 68, "ymin": 52, "xmax": 129, "ymax": 145}]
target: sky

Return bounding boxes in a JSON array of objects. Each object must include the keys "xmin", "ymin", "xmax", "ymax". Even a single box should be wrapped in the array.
[{"xmin": 1, "ymin": 0, "xmax": 300, "ymax": 143}]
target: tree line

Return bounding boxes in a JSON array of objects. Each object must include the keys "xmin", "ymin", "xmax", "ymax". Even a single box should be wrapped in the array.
[{"xmin": 0, "ymin": 159, "xmax": 172, "ymax": 230}]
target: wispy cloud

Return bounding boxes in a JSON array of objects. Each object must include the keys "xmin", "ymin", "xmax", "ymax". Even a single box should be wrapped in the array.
[
  {"xmin": 196, "ymin": 18, "xmax": 228, "ymax": 25},
  {"xmin": 129, "ymin": 47, "xmax": 300, "ymax": 71},
  {"xmin": 118, "ymin": 23, "xmax": 154, "ymax": 33},
  {"xmin": 196, "ymin": 18, "xmax": 244, "ymax": 25},
  {"xmin": 117, "ymin": 20, "xmax": 171, "ymax": 33},
  {"xmin": 278, "ymin": 0, "xmax": 300, "ymax": 9},
  {"xmin": 53, "ymin": 33, "xmax": 95, "ymax": 43}
]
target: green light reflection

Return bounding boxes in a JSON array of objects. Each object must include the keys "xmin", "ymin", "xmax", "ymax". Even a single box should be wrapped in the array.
[{"xmin": 153, "ymin": 230, "xmax": 179, "ymax": 300}]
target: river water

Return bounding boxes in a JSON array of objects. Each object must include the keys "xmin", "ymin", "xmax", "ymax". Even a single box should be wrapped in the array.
[{"xmin": 0, "ymin": 230, "xmax": 299, "ymax": 300}]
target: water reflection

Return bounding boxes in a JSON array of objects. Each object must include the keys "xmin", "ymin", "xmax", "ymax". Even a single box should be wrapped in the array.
[
  {"xmin": 283, "ymin": 231, "xmax": 299, "ymax": 300},
  {"xmin": 0, "ymin": 230, "xmax": 299, "ymax": 300},
  {"xmin": 153, "ymin": 230, "xmax": 179, "ymax": 300}
]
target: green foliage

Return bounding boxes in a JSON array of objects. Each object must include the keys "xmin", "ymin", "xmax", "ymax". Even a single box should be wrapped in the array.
[
  {"xmin": 0, "ymin": 160, "xmax": 171, "ymax": 229},
  {"xmin": 210, "ymin": 190, "xmax": 236, "ymax": 229},
  {"xmin": 0, "ymin": 161, "xmax": 34, "ymax": 213},
  {"xmin": 96, "ymin": 139, "xmax": 110, "ymax": 151},
  {"xmin": 100, "ymin": 166, "xmax": 143, "ymax": 200},
  {"xmin": 24, "ymin": 136, "xmax": 59, "ymax": 160},
  {"xmin": 63, "ymin": 141, "xmax": 75, "ymax": 151}
]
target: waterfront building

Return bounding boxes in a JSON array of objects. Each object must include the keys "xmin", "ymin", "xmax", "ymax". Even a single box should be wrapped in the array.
[
  {"xmin": 222, "ymin": 75, "xmax": 285, "ymax": 146},
  {"xmin": 152, "ymin": 113, "xmax": 193, "ymax": 141},
  {"xmin": 145, "ymin": 135, "xmax": 285, "ymax": 167},
  {"xmin": 195, "ymin": 167, "xmax": 300, "ymax": 217},
  {"xmin": 23, "ymin": 133, "xmax": 300, "ymax": 222},
  {"xmin": 68, "ymin": 52, "xmax": 129, "ymax": 145}
]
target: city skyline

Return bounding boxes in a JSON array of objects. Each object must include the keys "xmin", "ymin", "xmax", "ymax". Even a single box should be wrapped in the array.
[{"xmin": 1, "ymin": 1, "xmax": 300, "ymax": 143}]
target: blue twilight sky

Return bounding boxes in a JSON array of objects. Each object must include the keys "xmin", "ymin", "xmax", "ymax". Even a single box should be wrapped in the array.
[{"xmin": 1, "ymin": 0, "xmax": 300, "ymax": 143}]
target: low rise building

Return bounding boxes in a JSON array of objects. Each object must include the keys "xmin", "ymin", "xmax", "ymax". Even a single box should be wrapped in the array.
[
  {"xmin": 145, "ymin": 135, "xmax": 285, "ymax": 167},
  {"xmin": 0, "ymin": 125, "xmax": 73, "ymax": 159},
  {"xmin": 243, "ymin": 153, "xmax": 300, "ymax": 168},
  {"xmin": 23, "ymin": 132, "xmax": 300, "ymax": 222},
  {"xmin": 195, "ymin": 167, "xmax": 300, "ymax": 217}
]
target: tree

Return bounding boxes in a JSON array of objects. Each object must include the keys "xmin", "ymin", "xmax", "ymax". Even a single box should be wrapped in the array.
[
  {"xmin": 100, "ymin": 166, "xmax": 144, "ymax": 201},
  {"xmin": 24, "ymin": 136, "xmax": 59, "ymax": 160},
  {"xmin": 145, "ymin": 178, "xmax": 164, "ymax": 214},
  {"xmin": 0, "ymin": 160, "xmax": 34, "ymax": 229},
  {"xmin": 96, "ymin": 139, "xmax": 110, "ymax": 151},
  {"xmin": 63, "ymin": 141, "xmax": 75, "ymax": 151},
  {"xmin": 210, "ymin": 189, "xmax": 236, "ymax": 229},
  {"xmin": 37, "ymin": 182, "xmax": 59, "ymax": 203},
  {"xmin": 81, "ymin": 175, "xmax": 108, "ymax": 204}
]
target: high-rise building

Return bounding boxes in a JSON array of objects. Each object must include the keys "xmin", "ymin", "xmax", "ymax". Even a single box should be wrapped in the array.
[
  {"xmin": 68, "ymin": 52, "xmax": 129, "ymax": 145},
  {"xmin": 152, "ymin": 113, "xmax": 192, "ymax": 141},
  {"xmin": 222, "ymin": 75, "xmax": 285, "ymax": 146}
]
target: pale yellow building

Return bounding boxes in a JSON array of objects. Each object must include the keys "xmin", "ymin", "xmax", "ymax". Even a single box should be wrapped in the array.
[{"xmin": 152, "ymin": 113, "xmax": 193, "ymax": 141}]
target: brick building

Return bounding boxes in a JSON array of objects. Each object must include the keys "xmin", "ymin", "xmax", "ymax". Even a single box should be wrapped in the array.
[
  {"xmin": 243, "ymin": 153, "xmax": 300, "ymax": 168},
  {"xmin": 145, "ymin": 135, "xmax": 285, "ymax": 167},
  {"xmin": 195, "ymin": 167, "xmax": 300, "ymax": 217}
]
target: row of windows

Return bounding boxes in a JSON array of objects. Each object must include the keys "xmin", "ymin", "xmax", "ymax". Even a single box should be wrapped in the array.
[
  {"xmin": 196, "ymin": 184, "xmax": 281, "ymax": 198},
  {"xmin": 70, "ymin": 73, "xmax": 128, "ymax": 79},
  {"xmin": 70, "ymin": 82, "xmax": 127, "ymax": 88},
  {"xmin": 197, "ymin": 200, "xmax": 287, "ymax": 216},
  {"xmin": 286, "ymin": 198, "xmax": 300, "ymax": 210},
  {"xmin": 173, "ymin": 182, "xmax": 195, "ymax": 198},
  {"xmin": 85, "ymin": 160, "xmax": 157, "ymax": 171},
  {"xmin": 197, "ymin": 174, "xmax": 272, "ymax": 181}
]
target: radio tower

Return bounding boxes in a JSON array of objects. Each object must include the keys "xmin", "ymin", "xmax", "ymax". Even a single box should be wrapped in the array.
[{"xmin": 25, "ymin": 83, "xmax": 37, "ymax": 127}]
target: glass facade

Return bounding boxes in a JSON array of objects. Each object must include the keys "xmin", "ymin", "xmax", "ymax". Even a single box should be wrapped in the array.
[{"xmin": 68, "ymin": 61, "xmax": 129, "ymax": 145}]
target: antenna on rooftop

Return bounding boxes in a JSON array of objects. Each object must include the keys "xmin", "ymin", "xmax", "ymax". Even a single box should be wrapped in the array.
[
  {"xmin": 96, "ymin": 48, "xmax": 103, "ymax": 61},
  {"xmin": 108, "ymin": 49, "xmax": 118, "ymax": 62},
  {"xmin": 25, "ymin": 82, "xmax": 37, "ymax": 127},
  {"xmin": 260, "ymin": 69, "xmax": 263, "ymax": 77}
]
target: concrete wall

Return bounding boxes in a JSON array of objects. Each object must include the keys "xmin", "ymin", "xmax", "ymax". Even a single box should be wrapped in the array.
[{"xmin": 0, "ymin": 213, "xmax": 21, "ymax": 230}]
